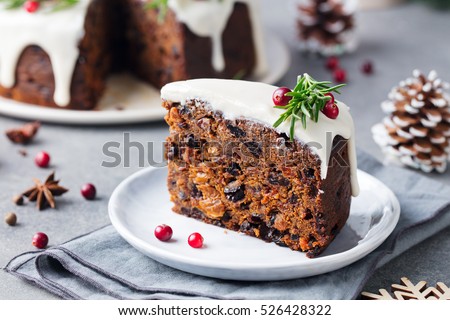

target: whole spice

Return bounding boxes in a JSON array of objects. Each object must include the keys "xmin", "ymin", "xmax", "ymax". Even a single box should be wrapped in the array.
[
  {"xmin": 12, "ymin": 195, "xmax": 24, "ymax": 206},
  {"xmin": 5, "ymin": 121, "xmax": 40, "ymax": 145},
  {"xmin": 21, "ymin": 172, "xmax": 68, "ymax": 210},
  {"xmin": 4, "ymin": 212, "xmax": 17, "ymax": 226}
]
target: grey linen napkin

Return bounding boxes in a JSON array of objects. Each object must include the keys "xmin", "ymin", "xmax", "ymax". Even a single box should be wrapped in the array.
[{"xmin": 4, "ymin": 150, "xmax": 450, "ymax": 299}]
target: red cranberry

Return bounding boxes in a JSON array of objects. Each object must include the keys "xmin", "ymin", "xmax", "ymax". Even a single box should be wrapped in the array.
[
  {"xmin": 322, "ymin": 101, "xmax": 340, "ymax": 119},
  {"xmin": 154, "ymin": 224, "xmax": 173, "ymax": 241},
  {"xmin": 32, "ymin": 232, "xmax": 48, "ymax": 249},
  {"xmin": 324, "ymin": 93, "xmax": 335, "ymax": 104},
  {"xmin": 81, "ymin": 183, "xmax": 96, "ymax": 200},
  {"xmin": 272, "ymin": 87, "xmax": 292, "ymax": 106},
  {"xmin": 333, "ymin": 68, "xmax": 347, "ymax": 83},
  {"xmin": 35, "ymin": 151, "xmax": 50, "ymax": 168},
  {"xmin": 326, "ymin": 56, "xmax": 339, "ymax": 70},
  {"xmin": 362, "ymin": 60, "xmax": 374, "ymax": 74},
  {"xmin": 188, "ymin": 232, "xmax": 204, "ymax": 248},
  {"xmin": 24, "ymin": 1, "xmax": 39, "ymax": 13}
]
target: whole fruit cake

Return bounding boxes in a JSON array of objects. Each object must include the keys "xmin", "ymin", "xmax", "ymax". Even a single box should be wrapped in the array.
[
  {"xmin": 162, "ymin": 74, "xmax": 359, "ymax": 257},
  {"xmin": 0, "ymin": 0, "xmax": 266, "ymax": 110}
]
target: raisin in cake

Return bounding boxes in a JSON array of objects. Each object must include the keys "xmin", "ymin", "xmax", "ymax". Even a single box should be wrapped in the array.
[
  {"xmin": 162, "ymin": 78, "xmax": 359, "ymax": 257},
  {"xmin": 0, "ymin": 0, "xmax": 266, "ymax": 110}
]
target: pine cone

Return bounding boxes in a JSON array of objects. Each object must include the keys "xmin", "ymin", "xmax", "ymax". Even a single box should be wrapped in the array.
[
  {"xmin": 297, "ymin": 0, "xmax": 355, "ymax": 55},
  {"xmin": 372, "ymin": 70, "xmax": 450, "ymax": 173}
]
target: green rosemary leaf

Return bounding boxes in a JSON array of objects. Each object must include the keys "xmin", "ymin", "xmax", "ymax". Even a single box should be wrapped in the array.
[
  {"xmin": 273, "ymin": 116, "xmax": 286, "ymax": 128},
  {"xmin": 315, "ymin": 81, "xmax": 333, "ymax": 86},
  {"xmin": 293, "ymin": 76, "xmax": 306, "ymax": 92},
  {"xmin": 285, "ymin": 91, "xmax": 306, "ymax": 98},
  {"xmin": 301, "ymin": 103, "xmax": 311, "ymax": 118},
  {"xmin": 292, "ymin": 113, "xmax": 302, "ymax": 121},
  {"xmin": 232, "ymin": 69, "xmax": 247, "ymax": 80},
  {"xmin": 290, "ymin": 115, "xmax": 296, "ymax": 140},
  {"xmin": 326, "ymin": 84, "xmax": 346, "ymax": 92},
  {"xmin": 273, "ymin": 106, "xmax": 288, "ymax": 110},
  {"xmin": 145, "ymin": 0, "xmax": 169, "ymax": 23},
  {"xmin": 314, "ymin": 104, "xmax": 320, "ymax": 122},
  {"xmin": 301, "ymin": 113, "xmax": 307, "ymax": 129},
  {"xmin": 51, "ymin": 0, "xmax": 79, "ymax": 12},
  {"xmin": 0, "ymin": 0, "xmax": 26, "ymax": 9},
  {"xmin": 317, "ymin": 95, "xmax": 332, "ymax": 101}
]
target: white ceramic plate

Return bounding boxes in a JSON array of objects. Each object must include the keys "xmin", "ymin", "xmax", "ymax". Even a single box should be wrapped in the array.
[
  {"xmin": 0, "ymin": 33, "xmax": 290, "ymax": 125},
  {"xmin": 109, "ymin": 167, "xmax": 400, "ymax": 281}
]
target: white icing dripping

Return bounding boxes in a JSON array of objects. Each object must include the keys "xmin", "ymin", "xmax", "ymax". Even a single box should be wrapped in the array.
[
  {"xmin": 168, "ymin": 0, "xmax": 267, "ymax": 77},
  {"xmin": 0, "ymin": 1, "xmax": 91, "ymax": 107},
  {"xmin": 161, "ymin": 79, "xmax": 360, "ymax": 197}
]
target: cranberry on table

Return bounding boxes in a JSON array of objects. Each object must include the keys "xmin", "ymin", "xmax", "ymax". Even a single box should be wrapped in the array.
[
  {"xmin": 322, "ymin": 100, "xmax": 340, "ymax": 119},
  {"xmin": 81, "ymin": 183, "xmax": 96, "ymax": 200},
  {"xmin": 272, "ymin": 87, "xmax": 292, "ymax": 106},
  {"xmin": 24, "ymin": 1, "xmax": 40, "ymax": 13},
  {"xmin": 325, "ymin": 56, "xmax": 339, "ymax": 70},
  {"xmin": 154, "ymin": 224, "xmax": 173, "ymax": 242},
  {"xmin": 188, "ymin": 232, "xmax": 204, "ymax": 248},
  {"xmin": 362, "ymin": 60, "xmax": 374, "ymax": 74},
  {"xmin": 35, "ymin": 151, "xmax": 50, "ymax": 168},
  {"xmin": 32, "ymin": 232, "xmax": 48, "ymax": 249},
  {"xmin": 333, "ymin": 68, "xmax": 347, "ymax": 83}
]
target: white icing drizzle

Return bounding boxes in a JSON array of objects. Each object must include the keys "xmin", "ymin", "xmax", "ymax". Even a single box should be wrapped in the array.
[
  {"xmin": 168, "ymin": 0, "xmax": 267, "ymax": 77},
  {"xmin": 0, "ymin": 1, "xmax": 91, "ymax": 107},
  {"xmin": 161, "ymin": 79, "xmax": 360, "ymax": 197}
]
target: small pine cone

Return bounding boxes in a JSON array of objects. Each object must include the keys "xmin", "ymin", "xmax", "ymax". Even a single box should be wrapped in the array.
[
  {"xmin": 297, "ymin": 0, "xmax": 356, "ymax": 55},
  {"xmin": 372, "ymin": 70, "xmax": 450, "ymax": 173}
]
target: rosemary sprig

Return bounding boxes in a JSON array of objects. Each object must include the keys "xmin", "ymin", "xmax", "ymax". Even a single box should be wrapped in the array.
[
  {"xmin": 0, "ymin": 0, "xmax": 26, "ymax": 9},
  {"xmin": 144, "ymin": 0, "xmax": 223, "ymax": 24},
  {"xmin": 273, "ymin": 73, "xmax": 345, "ymax": 140},
  {"xmin": 50, "ymin": 0, "xmax": 79, "ymax": 12},
  {"xmin": 145, "ymin": 0, "xmax": 168, "ymax": 24}
]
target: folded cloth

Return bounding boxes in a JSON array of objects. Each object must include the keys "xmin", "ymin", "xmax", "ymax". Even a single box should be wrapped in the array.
[{"xmin": 4, "ymin": 150, "xmax": 450, "ymax": 299}]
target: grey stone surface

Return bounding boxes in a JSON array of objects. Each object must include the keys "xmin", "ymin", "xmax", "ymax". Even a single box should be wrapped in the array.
[{"xmin": 0, "ymin": 1, "xmax": 449, "ymax": 299}]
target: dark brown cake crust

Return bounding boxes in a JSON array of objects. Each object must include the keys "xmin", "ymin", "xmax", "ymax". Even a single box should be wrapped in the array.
[{"xmin": 164, "ymin": 99, "xmax": 352, "ymax": 257}]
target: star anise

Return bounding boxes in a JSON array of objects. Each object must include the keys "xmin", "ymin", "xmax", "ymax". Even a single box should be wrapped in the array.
[{"xmin": 22, "ymin": 172, "xmax": 68, "ymax": 210}]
